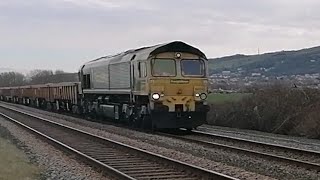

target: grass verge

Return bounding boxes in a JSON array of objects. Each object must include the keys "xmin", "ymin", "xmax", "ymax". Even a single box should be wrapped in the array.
[{"xmin": 0, "ymin": 128, "xmax": 40, "ymax": 179}]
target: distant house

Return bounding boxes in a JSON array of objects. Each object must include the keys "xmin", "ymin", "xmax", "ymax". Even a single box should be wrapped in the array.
[
  {"xmin": 222, "ymin": 71, "xmax": 231, "ymax": 75},
  {"xmin": 251, "ymin": 73, "xmax": 261, "ymax": 77},
  {"xmin": 230, "ymin": 78, "xmax": 238, "ymax": 82}
]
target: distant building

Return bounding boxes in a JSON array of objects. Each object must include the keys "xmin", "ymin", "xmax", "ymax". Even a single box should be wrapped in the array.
[
  {"xmin": 230, "ymin": 78, "xmax": 238, "ymax": 82},
  {"xmin": 222, "ymin": 71, "xmax": 231, "ymax": 75},
  {"xmin": 251, "ymin": 73, "xmax": 261, "ymax": 77}
]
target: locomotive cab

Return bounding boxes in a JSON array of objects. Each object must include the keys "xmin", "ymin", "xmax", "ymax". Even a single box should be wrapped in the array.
[{"xmin": 147, "ymin": 51, "xmax": 209, "ymax": 129}]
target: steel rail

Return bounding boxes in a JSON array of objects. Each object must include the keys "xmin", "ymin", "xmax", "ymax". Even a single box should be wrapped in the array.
[
  {"xmin": 198, "ymin": 125, "xmax": 320, "ymax": 147},
  {"xmin": 192, "ymin": 130, "xmax": 320, "ymax": 157}
]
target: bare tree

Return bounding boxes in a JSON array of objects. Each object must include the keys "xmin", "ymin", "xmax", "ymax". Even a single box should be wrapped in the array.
[
  {"xmin": 27, "ymin": 69, "xmax": 54, "ymax": 84},
  {"xmin": 1, "ymin": 69, "xmax": 78, "ymax": 87},
  {"xmin": 0, "ymin": 72, "xmax": 25, "ymax": 87},
  {"xmin": 54, "ymin": 70, "xmax": 65, "ymax": 75}
]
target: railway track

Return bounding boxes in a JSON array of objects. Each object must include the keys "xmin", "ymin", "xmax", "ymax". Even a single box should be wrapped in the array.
[
  {"xmin": 160, "ymin": 129, "xmax": 320, "ymax": 172},
  {"xmin": 0, "ymin": 104, "xmax": 237, "ymax": 180},
  {"xmin": 198, "ymin": 125, "xmax": 320, "ymax": 149}
]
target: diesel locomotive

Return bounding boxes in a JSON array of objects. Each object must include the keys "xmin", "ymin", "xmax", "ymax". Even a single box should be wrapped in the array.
[{"xmin": 0, "ymin": 41, "xmax": 210, "ymax": 129}]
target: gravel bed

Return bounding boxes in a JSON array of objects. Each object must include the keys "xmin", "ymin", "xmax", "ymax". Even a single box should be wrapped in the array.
[
  {"xmin": 199, "ymin": 125, "xmax": 320, "ymax": 152},
  {"xmin": 0, "ymin": 116, "xmax": 110, "ymax": 180},
  {"xmin": 1, "ymin": 102, "xmax": 320, "ymax": 179}
]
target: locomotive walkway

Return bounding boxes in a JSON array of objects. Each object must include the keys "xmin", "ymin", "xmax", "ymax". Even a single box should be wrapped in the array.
[{"xmin": 0, "ymin": 104, "xmax": 237, "ymax": 180}]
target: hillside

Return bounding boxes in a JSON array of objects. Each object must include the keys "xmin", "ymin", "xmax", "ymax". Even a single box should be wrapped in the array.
[{"xmin": 209, "ymin": 46, "xmax": 320, "ymax": 76}]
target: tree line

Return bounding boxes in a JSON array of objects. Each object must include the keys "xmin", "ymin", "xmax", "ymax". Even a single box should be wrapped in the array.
[{"xmin": 0, "ymin": 70, "xmax": 78, "ymax": 87}]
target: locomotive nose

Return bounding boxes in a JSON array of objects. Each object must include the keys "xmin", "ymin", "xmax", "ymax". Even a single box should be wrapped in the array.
[{"xmin": 150, "ymin": 78, "xmax": 208, "ymax": 113}]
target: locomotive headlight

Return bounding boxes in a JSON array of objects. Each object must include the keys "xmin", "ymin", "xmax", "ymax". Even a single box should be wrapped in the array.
[
  {"xmin": 200, "ymin": 93, "xmax": 207, "ymax": 100},
  {"xmin": 152, "ymin": 93, "xmax": 160, "ymax": 100},
  {"xmin": 175, "ymin": 52, "xmax": 181, "ymax": 58},
  {"xmin": 195, "ymin": 93, "xmax": 200, "ymax": 97}
]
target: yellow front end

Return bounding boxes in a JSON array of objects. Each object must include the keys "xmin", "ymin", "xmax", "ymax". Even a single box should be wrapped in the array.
[
  {"xmin": 146, "ymin": 51, "xmax": 210, "ymax": 129},
  {"xmin": 149, "ymin": 78, "xmax": 208, "ymax": 112}
]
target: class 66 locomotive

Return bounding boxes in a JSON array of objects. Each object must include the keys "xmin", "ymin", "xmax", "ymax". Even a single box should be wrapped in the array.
[
  {"xmin": 80, "ymin": 41, "xmax": 210, "ymax": 130},
  {"xmin": 0, "ymin": 41, "xmax": 210, "ymax": 130}
]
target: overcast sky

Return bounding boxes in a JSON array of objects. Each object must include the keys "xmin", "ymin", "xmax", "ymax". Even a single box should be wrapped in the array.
[{"xmin": 1, "ymin": 0, "xmax": 320, "ymax": 72}]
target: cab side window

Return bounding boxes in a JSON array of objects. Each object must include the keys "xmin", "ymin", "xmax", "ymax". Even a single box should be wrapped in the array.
[
  {"xmin": 138, "ymin": 62, "xmax": 147, "ymax": 78},
  {"xmin": 83, "ymin": 74, "xmax": 91, "ymax": 89}
]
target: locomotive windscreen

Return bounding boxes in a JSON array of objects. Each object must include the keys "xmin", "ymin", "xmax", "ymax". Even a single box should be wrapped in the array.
[
  {"xmin": 181, "ymin": 59, "xmax": 205, "ymax": 77},
  {"xmin": 152, "ymin": 59, "xmax": 176, "ymax": 77}
]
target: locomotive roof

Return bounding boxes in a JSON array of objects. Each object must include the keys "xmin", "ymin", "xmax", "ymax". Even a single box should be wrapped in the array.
[{"xmin": 82, "ymin": 41, "xmax": 207, "ymax": 68}]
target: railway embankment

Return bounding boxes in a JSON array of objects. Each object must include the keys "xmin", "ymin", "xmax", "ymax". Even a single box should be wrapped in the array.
[{"xmin": 208, "ymin": 86, "xmax": 320, "ymax": 138}]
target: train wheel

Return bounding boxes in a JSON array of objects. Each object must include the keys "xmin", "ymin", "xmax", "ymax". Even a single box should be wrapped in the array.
[
  {"xmin": 89, "ymin": 109, "xmax": 97, "ymax": 120},
  {"xmin": 131, "ymin": 115, "xmax": 141, "ymax": 128},
  {"xmin": 141, "ymin": 115, "xmax": 151, "ymax": 129},
  {"xmin": 46, "ymin": 102, "xmax": 53, "ymax": 111},
  {"xmin": 53, "ymin": 101, "xmax": 60, "ymax": 111},
  {"xmin": 185, "ymin": 128, "xmax": 193, "ymax": 134},
  {"xmin": 72, "ymin": 105, "xmax": 80, "ymax": 114}
]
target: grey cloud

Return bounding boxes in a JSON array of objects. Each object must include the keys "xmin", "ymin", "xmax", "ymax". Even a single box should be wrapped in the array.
[{"xmin": 1, "ymin": 0, "xmax": 320, "ymax": 71}]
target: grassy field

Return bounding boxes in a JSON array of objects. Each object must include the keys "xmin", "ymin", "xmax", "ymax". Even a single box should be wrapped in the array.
[
  {"xmin": 208, "ymin": 93, "xmax": 251, "ymax": 104},
  {"xmin": 0, "ymin": 137, "xmax": 40, "ymax": 180}
]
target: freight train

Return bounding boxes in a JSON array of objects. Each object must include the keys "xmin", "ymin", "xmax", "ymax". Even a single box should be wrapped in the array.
[{"xmin": 0, "ymin": 41, "xmax": 210, "ymax": 130}]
